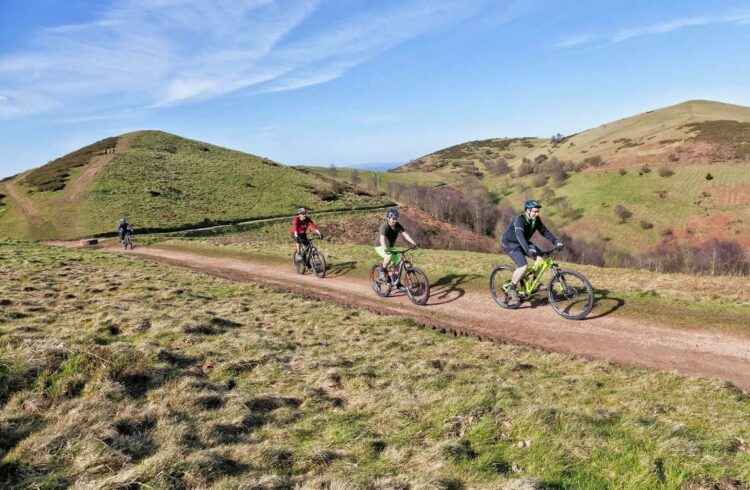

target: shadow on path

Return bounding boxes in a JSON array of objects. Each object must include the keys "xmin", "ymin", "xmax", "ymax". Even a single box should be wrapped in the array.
[
  {"xmin": 325, "ymin": 261, "xmax": 357, "ymax": 278},
  {"xmin": 428, "ymin": 273, "xmax": 480, "ymax": 305},
  {"xmin": 585, "ymin": 289, "xmax": 625, "ymax": 320}
]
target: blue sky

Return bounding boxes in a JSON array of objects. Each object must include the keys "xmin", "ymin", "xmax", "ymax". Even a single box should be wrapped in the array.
[{"xmin": 1, "ymin": 0, "xmax": 749, "ymax": 177}]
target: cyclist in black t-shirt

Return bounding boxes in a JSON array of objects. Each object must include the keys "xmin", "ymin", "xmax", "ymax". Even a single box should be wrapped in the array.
[{"xmin": 374, "ymin": 208, "xmax": 417, "ymax": 282}]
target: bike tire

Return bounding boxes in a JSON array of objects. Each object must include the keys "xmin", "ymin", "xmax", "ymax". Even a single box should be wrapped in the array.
[
  {"xmin": 369, "ymin": 264, "xmax": 391, "ymax": 297},
  {"xmin": 547, "ymin": 270, "xmax": 594, "ymax": 320},
  {"xmin": 310, "ymin": 250, "xmax": 327, "ymax": 278},
  {"xmin": 293, "ymin": 251, "xmax": 306, "ymax": 274},
  {"xmin": 403, "ymin": 267, "xmax": 430, "ymax": 305},
  {"xmin": 489, "ymin": 266, "xmax": 521, "ymax": 309},
  {"xmin": 124, "ymin": 236, "xmax": 133, "ymax": 250}
]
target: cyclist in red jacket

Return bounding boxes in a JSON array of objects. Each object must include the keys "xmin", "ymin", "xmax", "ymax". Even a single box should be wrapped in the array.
[{"xmin": 291, "ymin": 207, "xmax": 323, "ymax": 258}]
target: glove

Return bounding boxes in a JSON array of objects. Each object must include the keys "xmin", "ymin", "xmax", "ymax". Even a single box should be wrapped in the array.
[
  {"xmin": 318, "ymin": 234, "xmax": 324, "ymax": 240},
  {"xmin": 555, "ymin": 242, "xmax": 564, "ymax": 250},
  {"xmin": 528, "ymin": 245, "xmax": 538, "ymax": 257},
  {"xmin": 412, "ymin": 244, "xmax": 419, "ymax": 249}
]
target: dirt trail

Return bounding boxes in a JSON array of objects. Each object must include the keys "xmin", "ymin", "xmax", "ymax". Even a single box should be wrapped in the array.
[
  {"xmin": 68, "ymin": 132, "xmax": 139, "ymax": 203},
  {"xmin": 48, "ymin": 241, "xmax": 750, "ymax": 390},
  {"xmin": 3, "ymin": 179, "xmax": 41, "ymax": 219}
]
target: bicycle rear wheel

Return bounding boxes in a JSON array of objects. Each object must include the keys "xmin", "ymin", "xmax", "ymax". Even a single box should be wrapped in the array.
[
  {"xmin": 293, "ymin": 251, "xmax": 306, "ymax": 274},
  {"xmin": 403, "ymin": 267, "xmax": 430, "ymax": 305},
  {"xmin": 489, "ymin": 266, "xmax": 521, "ymax": 309},
  {"xmin": 369, "ymin": 264, "xmax": 391, "ymax": 297},
  {"xmin": 309, "ymin": 250, "xmax": 326, "ymax": 278},
  {"xmin": 547, "ymin": 271, "xmax": 594, "ymax": 320}
]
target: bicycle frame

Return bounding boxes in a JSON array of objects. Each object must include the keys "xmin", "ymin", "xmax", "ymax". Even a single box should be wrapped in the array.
[
  {"xmin": 386, "ymin": 247, "xmax": 416, "ymax": 287},
  {"xmin": 300, "ymin": 238, "xmax": 321, "ymax": 264},
  {"xmin": 516, "ymin": 254, "xmax": 557, "ymax": 297}
]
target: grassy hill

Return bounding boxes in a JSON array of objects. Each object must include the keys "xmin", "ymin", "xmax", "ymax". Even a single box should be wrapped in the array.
[
  {"xmin": 3, "ymin": 240, "xmax": 750, "ymax": 487},
  {"xmin": 396, "ymin": 100, "xmax": 750, "ymax": 174},
  {"xmin": 0, "ymin": 131, "xmax": 392, "ymax": 241},
  {"xmin": 311, "ymin": 100, "xmax": 750, "ymax": 260}
]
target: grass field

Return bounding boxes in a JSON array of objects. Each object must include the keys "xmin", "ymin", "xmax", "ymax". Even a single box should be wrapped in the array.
[
  {"xmin": 2, "ymin": 240, "xmax": 750, "ymax": 488},
  {"xmin": 0, "ymin": 131, "xmax": 393, "ymax": 241},
  {"xmin": 140, "ymin": 211, "xmax": 750, "ymax": 335}
]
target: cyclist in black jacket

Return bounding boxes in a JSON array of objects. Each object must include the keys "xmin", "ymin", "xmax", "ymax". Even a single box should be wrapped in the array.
[{"xmin": 501, "ymin": 200, "xmax": 563, "ymax": 301}]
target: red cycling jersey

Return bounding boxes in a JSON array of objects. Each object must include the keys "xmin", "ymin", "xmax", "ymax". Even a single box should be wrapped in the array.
[{"xmin": 291, "ymin": 215, "xmax": 318, "ymax": 235}]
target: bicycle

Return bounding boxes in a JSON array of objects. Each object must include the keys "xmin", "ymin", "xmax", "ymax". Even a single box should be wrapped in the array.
[
  {"xmin": 122, "ymin": 228, "xmax": 134, "ymax": 250},
  {"xmin": 489, "ymin": 249, "xmax": 594, "ymax": 320},
  {"xmin": 293, "ymin": 237, "xmax": 327, "ymax": 278},
  {"xmin": 369, "ymin": 246, "xmax": 430, "ymax": 305}
]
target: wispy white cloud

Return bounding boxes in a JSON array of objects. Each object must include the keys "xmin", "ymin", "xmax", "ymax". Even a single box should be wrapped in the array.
[
  {"xmin": 0, "ymin": 0, "xmax": 495, "ymax": 119},
  {"xmin": 556, "ymin": 9, "xmax": 750, "ymax": 48},
  {"xmin": 555, "ymin": 33, "xmax": 595, "ymax": 48}
]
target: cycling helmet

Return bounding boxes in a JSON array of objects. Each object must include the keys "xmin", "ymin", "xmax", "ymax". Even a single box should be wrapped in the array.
[
  {"xmin": 524, "ymin": 200, "xmax": 542, "ymax": 210},
  {"xmin": 297, "ymin": 207, "xmax": 307, "ymax": 214},
  {"xmin": 386, "ymin": 208, "xmax": 400, "ymax": 219},
  {"xmin": 120, "ymin": 217, "xmax": 126, "ymax": 223}
]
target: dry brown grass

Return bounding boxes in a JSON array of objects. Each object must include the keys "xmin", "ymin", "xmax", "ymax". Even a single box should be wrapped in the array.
[{"xmin": 2, "ymin": 240, "xmax": 750, "ymax": 488}]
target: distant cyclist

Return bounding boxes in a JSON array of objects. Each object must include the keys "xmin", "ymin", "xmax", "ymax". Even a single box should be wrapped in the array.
[
  {"xmin": 291, "ymin": 207, "xmax": 323, "ymax": 259},
  {"xmin": 501, "ymin": 200, "xmax": 563, "ymax": 301},
  {"xmin": 375, "ymin": 208, "xmax": 417, "ymax": 282},
  {"xmin": 117, "ymin": 217, "xmax": 132, "ymax": 241}
]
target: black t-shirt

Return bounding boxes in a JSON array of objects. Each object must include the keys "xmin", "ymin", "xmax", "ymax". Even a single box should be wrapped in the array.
[{"xmin": 375, "ymin": 221, "xmax": 405, "ymax": 247}]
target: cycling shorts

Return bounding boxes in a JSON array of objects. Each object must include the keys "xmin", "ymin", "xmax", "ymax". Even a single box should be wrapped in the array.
[{"xmin": 375, "ymin": 245, "xmax": 401, "ymax": 265}]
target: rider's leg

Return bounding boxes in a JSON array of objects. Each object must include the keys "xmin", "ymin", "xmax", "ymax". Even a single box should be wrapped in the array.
[
  {"xmin": 375, "ymin": 246, "xmax": 393, "ymax": 279},
  {"xmin": 505, "ymin": 246, "xmax": 528, "ymax": 300}
]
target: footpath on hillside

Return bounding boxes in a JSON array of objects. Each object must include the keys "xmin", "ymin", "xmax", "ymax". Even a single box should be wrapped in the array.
[{"xmin": 48, "ymin": 241, "xmax": 750, "ymax": 390}]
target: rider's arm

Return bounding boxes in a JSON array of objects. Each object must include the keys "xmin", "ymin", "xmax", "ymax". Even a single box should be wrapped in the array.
[
  {"xmin": 380, "ymin": 234, "xmax": 388, "ymax": 249},
  {"xmin": 402, "ymin": 231, "xmax": 416, "ymax": 246},
  {"xmin": 537, "ymin": 218, "xmax": 560, "ymax": 246}
]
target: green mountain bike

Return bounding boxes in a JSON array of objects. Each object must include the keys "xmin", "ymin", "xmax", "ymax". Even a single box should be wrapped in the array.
[
  {"xmin": 293, "ymin": 237, "xmax": 327, "ymax": 278},
  {"xmin": 369, "ymin": 246, "xmax": 430, "ymax": 305},
  {"xmin": 489, "ymin": 250, "xmax": 594, "ymax": 320}
]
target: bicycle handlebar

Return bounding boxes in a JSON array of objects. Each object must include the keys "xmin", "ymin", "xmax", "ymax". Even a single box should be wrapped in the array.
[{"xmin": 390, "ymin": 245, "xmax": 419, "ymax": 255}]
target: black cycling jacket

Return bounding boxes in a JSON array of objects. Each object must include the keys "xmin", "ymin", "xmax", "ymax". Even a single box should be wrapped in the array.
[{"xmin": 501, "ymin": 213, "xmax": 558, "ymax": 255}]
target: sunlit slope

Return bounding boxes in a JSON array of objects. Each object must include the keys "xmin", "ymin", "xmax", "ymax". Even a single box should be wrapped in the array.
[
  {"xmin": 397, "ymin": 100, "xmax": 750, "ymax": 176},
  {"xmin": 0, "ymin": 131, "xmax": 391, "ymax": 240}
]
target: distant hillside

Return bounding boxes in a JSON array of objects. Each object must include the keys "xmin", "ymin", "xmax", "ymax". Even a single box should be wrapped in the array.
[
  {"xmin": 0, "ymin": 131, "xmax": 392, "ymax": 240},
  {"xmin": 396, "ymin": 100, "xmax": 750, "ymax": 175},
  {"xmin": 332, "ymin": 101, "xmax": 750, "ymax": 260}
]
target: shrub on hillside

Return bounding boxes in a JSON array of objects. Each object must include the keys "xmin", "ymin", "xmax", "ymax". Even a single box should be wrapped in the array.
[
  {"xmin": 614, "ymin": 204, "xmax": 632, "ymax": 223},
  {"xmin": 485, "ymin": 158, "xmax": 512, "ymax": 176},
  {"xmin": 516, "ymin": 160, "xmax": 535, "ymax": 177},
  {"xmin": 532, "ymin": 174, "xmax": 548, "ymax": 188},
  {"xmin": 640, "ymin": 220, "xmax": 653, "ymax": 230},
  {"xmin": 619, "ymin": 169, "xmax": 627, "ymax": 176},
  {"xmin": 658, "ymin": 167, "xmax": 675, "ymax": 177},
  {"xmin": 705, "ymin": 172, "xmax": 714, "ymax": 180},
  {"xmin": 583, "ymin": 155, "xmax": 605, "ymax": 167}
]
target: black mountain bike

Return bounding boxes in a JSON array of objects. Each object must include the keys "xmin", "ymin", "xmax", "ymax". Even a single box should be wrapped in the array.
[
  {"xmin": 293, "ymin": 237, "xmax": 327, "ymax": 278},
  {"xmin": 369, "ymin": 246, "xmax": 430, "ymax": 305},
  {"xmin": 489, "ymin": 250, "xmax": 594, "ymax": 320},
  {"xmin": 122, "ymin": 228, "xmax": 134, "ymax": 250}
]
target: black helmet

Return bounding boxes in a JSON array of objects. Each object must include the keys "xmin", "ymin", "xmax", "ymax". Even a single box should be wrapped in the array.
[
  {"xmin": 524, "ymin": 200, "xmax": 542, "ymax": 210},
  {"xmin": 386, "ymin": 207, "xmax": 400, "ymax": 219}
]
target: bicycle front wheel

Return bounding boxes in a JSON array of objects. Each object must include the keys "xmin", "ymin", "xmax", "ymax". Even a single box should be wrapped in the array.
[
  {"xmin": 369, "ymin": 264, "xmax": 391, "ymax": 297},
  {"xmin": 293, "ymin": 251, "xmax": 306, "ymax": 274},
  {"xmin": 489, "ymin": 266, "xmax": 521, "ymax": 309},
  {"xmin": 404, "ymin": 267, "xmax": 430, "ymax": 305},
  {"xmin": 124, "ymin": 236, "xmax": 133, "ymax": 250},
  {"xmin": 309, "ymin": 250, "xmax": 327, "ymax": 278},
  {"xmin": 547, "ymin": 271, "xmax": 594, "ymax": 320}
]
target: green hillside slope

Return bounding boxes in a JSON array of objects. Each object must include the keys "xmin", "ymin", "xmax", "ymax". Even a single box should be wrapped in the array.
[
  {"xmin": 0, "ymin": 131, "xmax": 392, "ymax": 240},
  {"xmin": 374, "ymin": 100, "xmax": 750, "ymax": 257}
]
